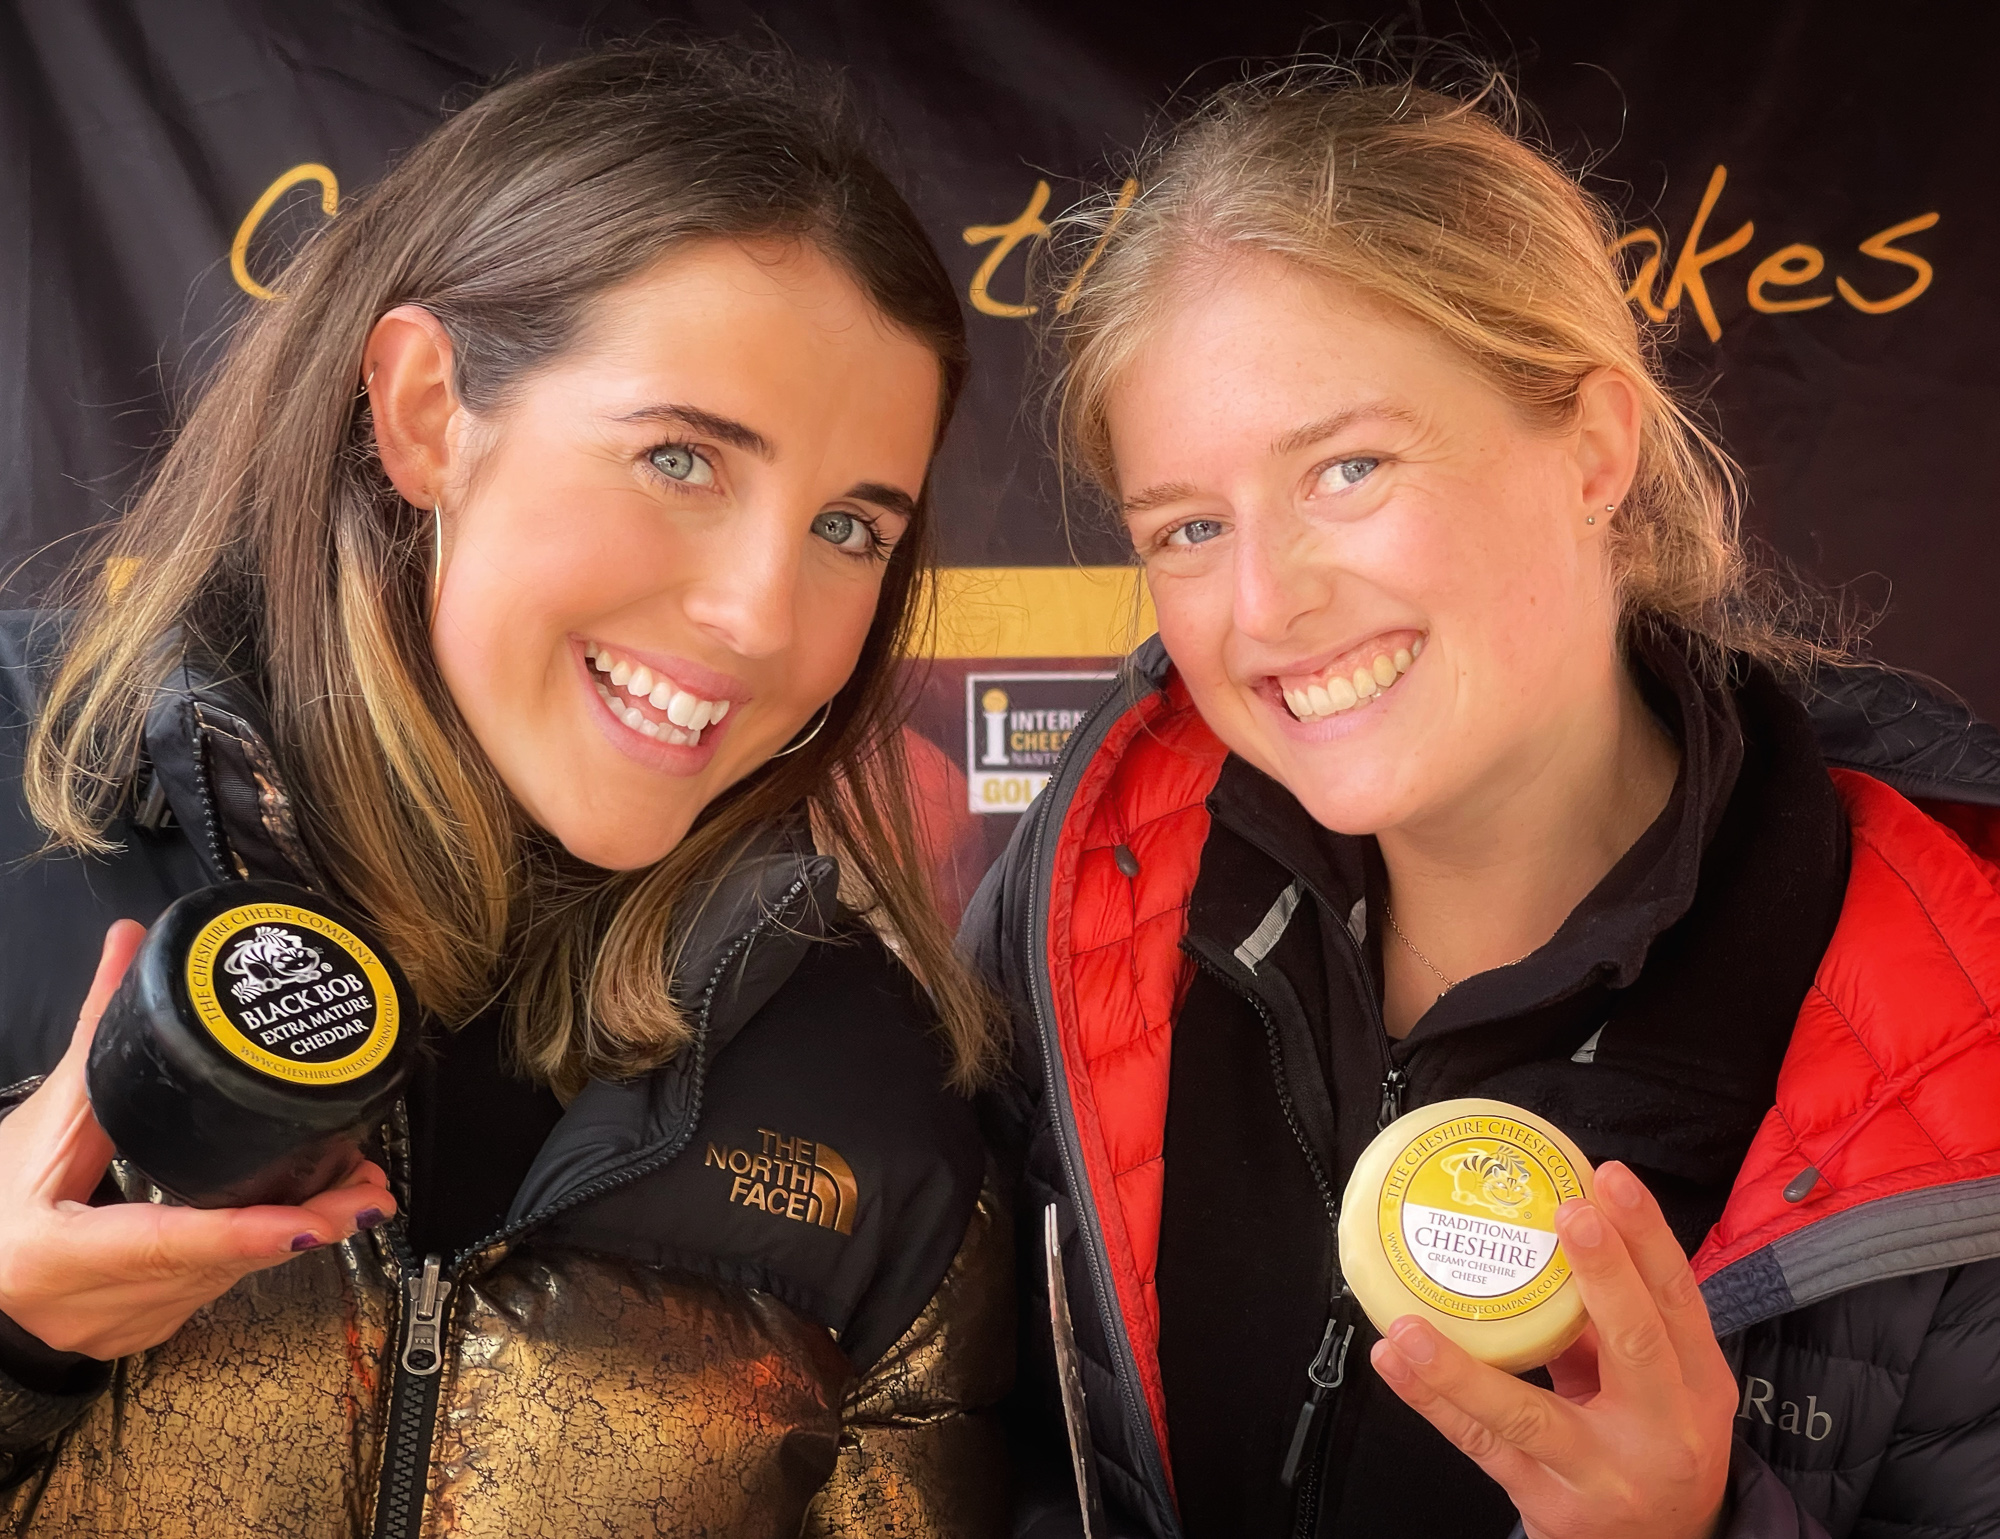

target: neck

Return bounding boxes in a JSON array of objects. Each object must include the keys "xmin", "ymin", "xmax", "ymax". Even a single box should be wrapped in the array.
[{"xmin": 1377, "ymin": 653, "xmax": 1681, "ymax": 1037}]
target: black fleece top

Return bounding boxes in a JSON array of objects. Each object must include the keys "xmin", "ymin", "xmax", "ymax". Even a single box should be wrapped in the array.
[{"xmin": 1155, "ymin": 632, "xmax": 1851, "ymax": 1538}]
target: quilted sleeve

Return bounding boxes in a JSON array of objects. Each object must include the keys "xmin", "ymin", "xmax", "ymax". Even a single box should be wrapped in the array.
[
  {"xmin": 1848, "ymin": 1257, "xmax": 2000, "ymax": 1538},
  {"xmin": 803, "ymin": 1174, "xmax": 1013, "ymax": 1539}
]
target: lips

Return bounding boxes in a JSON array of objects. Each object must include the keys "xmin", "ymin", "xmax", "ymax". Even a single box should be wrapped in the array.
[
  {"xmin": 583, "ymin": 640, "xmax": 733, "ymax": 747},
  {"xmin": 1276, "ymin": 633, "xmax": 1424, "ymax": 722}
]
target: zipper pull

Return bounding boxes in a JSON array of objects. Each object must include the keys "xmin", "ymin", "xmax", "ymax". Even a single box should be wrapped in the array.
[
  {"xmin": 1378, "ymin": 1065, "xmax": 1409, "ymax": 1129},
  {"xmin": 1279, "ymin": 1290, "xmax": 1359, "ymax": 1489},
  {"xmin": 400, "ymin": 1253, "xmax": 450, "ymax": 1376}
]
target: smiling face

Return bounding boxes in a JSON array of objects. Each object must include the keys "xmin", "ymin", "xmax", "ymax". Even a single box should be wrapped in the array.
[
  {"xmin": 415, "ymin": 239, "xmax": 939, "ymax": 869},
  {"xmin": 1107, "ymin": 253, "xmax": 1633, "ymax": 838}
]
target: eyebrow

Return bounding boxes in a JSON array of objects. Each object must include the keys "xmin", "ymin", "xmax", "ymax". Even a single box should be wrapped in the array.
[
  {"xmin": 843, "ymin": 481, "xmax": 920, "ymax": 522},
  {"xmin": 1119, "ymin": 404, "xmax": 1420, "ymax": 516},
  {"xmin": 615, "ymin": 403, "xmax": 773, "ymax": 459},
  {"xmin": 1270, "ymin": 404, "xmax": 1418, "ymax": 457},
  {"xmin": 1119, "ymin": 479, "xmax": 1202, "ymax": 516}
]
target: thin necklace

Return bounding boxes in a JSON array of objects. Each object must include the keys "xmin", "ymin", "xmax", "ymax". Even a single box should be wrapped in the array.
[{"xmin": 1384, "ymin": 906, "xmax": 1533, "ymax": 994}]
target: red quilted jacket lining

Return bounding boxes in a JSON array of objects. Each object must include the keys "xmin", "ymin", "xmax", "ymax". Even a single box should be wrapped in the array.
[{"xmin": 1044, "ymin": 692, "xmax": 2000, "ymax": 1487}]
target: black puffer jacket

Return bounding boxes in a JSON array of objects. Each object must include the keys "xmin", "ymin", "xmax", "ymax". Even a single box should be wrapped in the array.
[
  {"xmin": 969, "ymin": 637, "xmax": 2000, "ymax": 1539},
  {"xmin": 0, "ymin": 613, "xmax": 1011, "ymax": 1539}
]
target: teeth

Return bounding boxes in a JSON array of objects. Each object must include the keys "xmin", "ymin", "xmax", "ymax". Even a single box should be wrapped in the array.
[
  {"xmin": 1280, "ymin": 636, "xmax": 1425, "ymax": 723},
  {"xmin": 585, "ymin": 642, "xmax": 733, "ymax": 747}
]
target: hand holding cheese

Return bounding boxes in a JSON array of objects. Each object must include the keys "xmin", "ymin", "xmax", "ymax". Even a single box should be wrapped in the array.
[{"xmin": 1364, "ymin": 1148, "xmax": 1736, "ymax": 1539}]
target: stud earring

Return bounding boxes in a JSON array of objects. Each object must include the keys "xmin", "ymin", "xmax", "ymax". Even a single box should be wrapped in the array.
[{"xmin": 1588, "ymin": 502, "xmax": 1614, "ymax": 527}]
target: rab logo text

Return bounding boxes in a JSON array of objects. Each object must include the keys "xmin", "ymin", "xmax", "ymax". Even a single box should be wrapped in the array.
[{"xmin": 705, "ymin": 1128, "xmax": 858, "ymax": 1236}]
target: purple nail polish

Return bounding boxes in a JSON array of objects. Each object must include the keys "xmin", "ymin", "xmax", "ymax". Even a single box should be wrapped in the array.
[
  {"xmin": 290, "ymin": 1233, "xmax": 322, "ymax": 1252},
  {"xmin": 355, "ymin": 1208, "xmax": 385, "ymax": 1231}
]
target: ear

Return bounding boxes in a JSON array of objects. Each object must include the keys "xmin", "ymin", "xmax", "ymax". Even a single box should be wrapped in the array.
[
  {"xmin": 1571, "ymin": 367, "xmax": 1643, "ymax": 533},
  {"xmin": 363, "ymin": 306, "xmax": 465, "ymax": 510}
]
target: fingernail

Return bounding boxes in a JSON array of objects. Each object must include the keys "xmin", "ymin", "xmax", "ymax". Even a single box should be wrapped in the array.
[
  {"xmin": 1370, "ymin": 1340, "xmax": 1409, "ymax": 1383},
  {"xmin": 355, "ymin": 1208, "xmax": 385, "ymax": 1231},
  {"xmin": 1565, "ymin": 1203, "xmax": 1604, "ymax": 1248},
  {"xmin": 1603, "ymin": 1164, "xmax": 1644, "ymax": 1209},
  {"xmin": 1392, "ymin": 1322, "xmax": 1435, "ymax": 1364},
  {"xmin": 290, "ymin": 1233, "xmax": 322, "ymax": 1252}
]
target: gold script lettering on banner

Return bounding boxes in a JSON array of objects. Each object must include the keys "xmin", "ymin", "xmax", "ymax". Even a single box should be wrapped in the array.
[
  {"xmin": 964, "ymin": 178, "xmax": 1140, "ymax": 319},
  {"xmin": 231, "ymin": 163, "xmax": 339, "ymax": 301},
  {"xmin": 962, "ymin": 180, "xmax": 1052, "ymax": 318},
  {"xmin": 1613, "ymin": 164, "xmax": 1939, "ymax": 338}
]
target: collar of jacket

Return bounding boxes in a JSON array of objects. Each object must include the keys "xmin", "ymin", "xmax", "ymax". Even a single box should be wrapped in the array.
[{"xmin": 134, "ymin": 635, "xmax": 841, "ymax": 1236}]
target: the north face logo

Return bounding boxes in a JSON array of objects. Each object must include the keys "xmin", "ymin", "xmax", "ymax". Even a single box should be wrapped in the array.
[{"xmin": 704, "ymin": 1127, "xmax": 858, "ymax": 1235}]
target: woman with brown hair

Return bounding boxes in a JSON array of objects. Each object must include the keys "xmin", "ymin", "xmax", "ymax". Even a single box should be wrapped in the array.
[
  {"xmin": 970, "ymin": 66, "xmax": 2000, "ymax": 1539},
  {"xmin": 0, "ymin": 44, "xmax": 1007, "ymax": 1538}
]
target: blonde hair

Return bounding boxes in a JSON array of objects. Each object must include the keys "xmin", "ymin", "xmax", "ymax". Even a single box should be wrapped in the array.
[
  {"xmin": 25, "ymin": 46, "xmax": 997, "ymax": 1096},
  {"xmin": 1049, "ymin": 64, "xmax": 1829, "ymax": 665}
]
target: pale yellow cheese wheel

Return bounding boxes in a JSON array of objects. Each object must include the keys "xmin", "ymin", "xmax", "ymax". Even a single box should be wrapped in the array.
[{"xmin": 1338, "ymin": 1097, "xmax": 1595, "ymax": 1374}]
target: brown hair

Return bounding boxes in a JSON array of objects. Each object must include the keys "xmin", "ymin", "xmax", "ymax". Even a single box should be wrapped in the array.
[
  {"xmin": 26, "ymin": 43, "xmax": 997, "ymax": 1094},
  {"xmin": 1047, "ymin": 63, "xmax": 1830, "ymax": 666}
]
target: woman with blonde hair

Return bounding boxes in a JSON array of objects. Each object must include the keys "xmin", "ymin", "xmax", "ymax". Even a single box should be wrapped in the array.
[
  {"xmin": 0, "ymin": 44, "xmax": 1008, "ymax": 1538},
  {"xmin": 970, "ymin": 67, "xmax": 2000, "ymax": 1538}
]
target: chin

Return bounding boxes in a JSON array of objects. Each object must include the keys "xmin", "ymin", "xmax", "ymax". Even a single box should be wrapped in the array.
[
  {"xmin": 1262, "ymin": 751, "xmax": 1412, "ymax": 838},
  {"xmin": 548, "ymin": 814, "xmax": 694, "ymax": 873}
]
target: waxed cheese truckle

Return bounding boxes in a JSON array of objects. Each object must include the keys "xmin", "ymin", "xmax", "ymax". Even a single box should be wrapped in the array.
[
  {"xmin": 87, "ymin": 880, "xmax": 414, "ymax": 1208},
  {"xmin": 1338, "ymin": 1098, "xmax": 1595, "ymax": 1374}
]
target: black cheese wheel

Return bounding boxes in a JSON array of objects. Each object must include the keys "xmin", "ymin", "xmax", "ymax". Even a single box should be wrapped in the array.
[{"xmin": 86, "ymin": 880, "xmax": 414, "ymax": 1209}]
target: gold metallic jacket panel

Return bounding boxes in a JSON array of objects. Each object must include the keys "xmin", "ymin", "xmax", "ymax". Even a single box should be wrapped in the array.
[{"xmin": 1, "ymin": 1184, "xmax": 1010, "ymax": 1538}]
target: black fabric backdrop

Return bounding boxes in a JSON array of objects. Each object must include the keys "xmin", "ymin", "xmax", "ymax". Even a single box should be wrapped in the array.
[{"xmin": 3, "ymin": 0, "xmax": 1992, "ymax": 718}]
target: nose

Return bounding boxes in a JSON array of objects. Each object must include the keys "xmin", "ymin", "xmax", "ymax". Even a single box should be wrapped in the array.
[
  {"xmin": 679, "ymin": 503, "xmax": 800, "ymax": 660},
  {"xmin": 1231, "ymin": 503, "xmax": 1334, "ymax": 645}
]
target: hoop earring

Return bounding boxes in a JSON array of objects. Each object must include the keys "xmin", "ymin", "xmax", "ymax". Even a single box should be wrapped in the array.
[
  {"xmin": 429, "ymin": 501, "xmax": 445, "ymax": 619},
  {"xmin": 771, "ymin": 701, "xmax": 832, "ymax": 758},
  {"xmin": 1588, "ymin": 502, "xmax": 1613, "ymax": 526}
]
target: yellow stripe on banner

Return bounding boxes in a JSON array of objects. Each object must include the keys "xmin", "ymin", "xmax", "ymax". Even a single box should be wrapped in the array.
[{"xmin": 924, "ymin": 566, "xmax": 1154, "ymax": 658}]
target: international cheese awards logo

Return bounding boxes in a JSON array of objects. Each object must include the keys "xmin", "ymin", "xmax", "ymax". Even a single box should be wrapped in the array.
[
  {"xmin": 1377, "ymin": 1114, "xmax": 1586, "ymax": 1322},
  {"xmin": 965, "ymin": 670, "xmax": 1112, "ymax": 814},
  {"xmin": 705, "ymin": 1127, "xmax": 859, "ymax": 1236}
]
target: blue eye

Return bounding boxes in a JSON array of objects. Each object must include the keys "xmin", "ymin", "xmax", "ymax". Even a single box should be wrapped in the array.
[
  {"xmin": 812, "ymin": 509, "xmax": 881, "ymax": 556},
  {"xmin": 1166, "ymin": 518, "xmax": 1226, "ymax": 547},
  {"xmin": 649, "ymin": 444, "xmax": 714, "ymax": 486},
  {"xmin": 1314, "ymin": 456, "xmax": 1379, "ymax": 495}
]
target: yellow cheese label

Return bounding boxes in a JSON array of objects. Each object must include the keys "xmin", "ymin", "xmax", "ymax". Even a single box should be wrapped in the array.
[
  {"xmin": 1375, "ymin": 1113, "xmax": 1587, "ymax": 1322},
  {"xmin": 184, "ymin": 902, "xmax": 400, "ymax": 1086}
]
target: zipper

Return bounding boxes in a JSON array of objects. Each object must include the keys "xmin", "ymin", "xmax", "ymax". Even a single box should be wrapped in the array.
[
  {"xmin": 371, "ymin": 1241, "xmax": 445, "ymax": 1539},
  {"xmin": 1378, "ymin": 1064, "xmax": 1409, "ymax": 1129},
  {"xmin": 1189, "ymin": 948, "xmax": 1350, "ymax": 1536},
  {"xmin": 1023, "ymin": 674, "xmax": 1183, "ymax": 1537},
  {"xmin": 363, "ymin": 873, "xmax": 810, "ymax": 1539}
]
